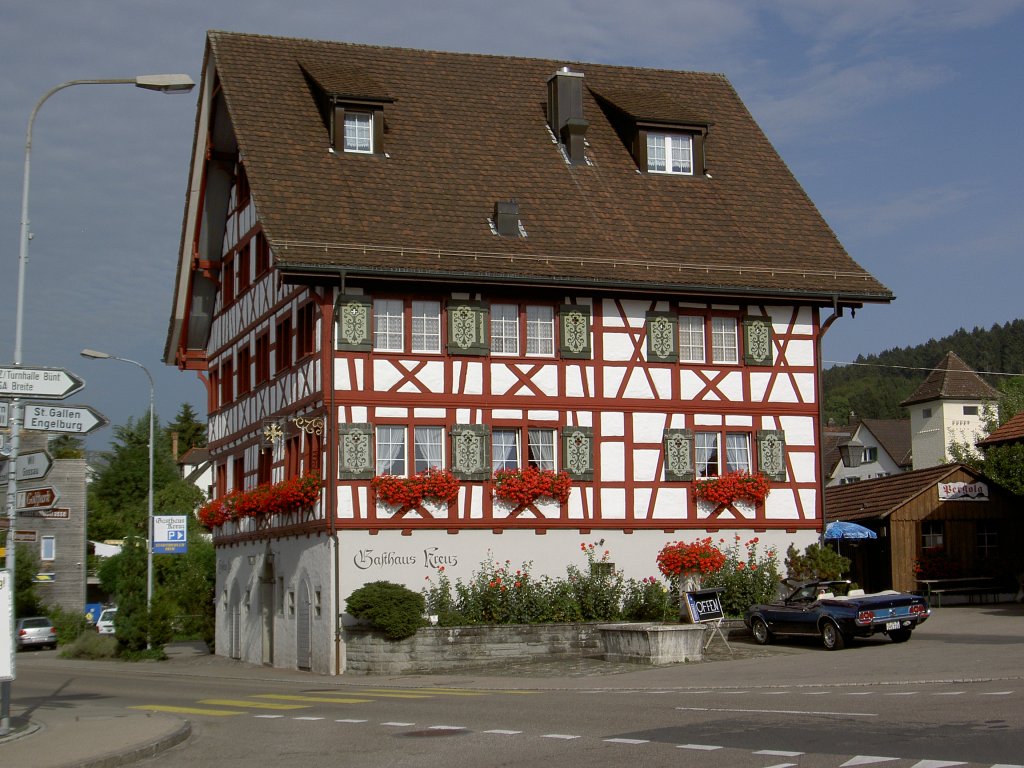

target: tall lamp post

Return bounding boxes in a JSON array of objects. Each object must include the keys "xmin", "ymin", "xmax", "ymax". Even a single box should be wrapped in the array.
[
  {"xmin": 80, "ymin": 350, "xmax": 155, "ymax": 625},
  {"xmin": 2, "ymin": 74, "xmax": 193, "ymax": 735}
]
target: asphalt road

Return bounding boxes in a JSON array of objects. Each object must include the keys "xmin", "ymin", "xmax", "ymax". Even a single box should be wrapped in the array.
[{"xmin": 9, "ymin": 603, "xmax": 1024, "ymax": 768}]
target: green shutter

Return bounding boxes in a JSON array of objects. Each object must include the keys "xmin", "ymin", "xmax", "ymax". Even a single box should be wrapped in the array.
[
  {"xmin": 663, "ymin": 429, "xmax": 695, "ymax": 481},
  {"xmin": 646, "ymin": 312, "xmax": 678, "ymax": 362},
  {"xmin": 447, "ymin": 301, "xmax": 489, "ymax": 355},
  {"xmin": 757, "ymin": 429, "xmax": 786, "ymax": 481},
  {"xmin": 337, "ymin": 422, "xmax": 374, "ymax": 479},
  {"xmin": 334, "ymin": 296, "xmax": 373, "ymax": 351},
  {"xmin": 450, "ymin": 424, "xmax": 491, "ymax": 480},
  {"xmin": 561, "ymin": 426, "xmax": 593, "ymax": 481},
  {"xmin": 743, "ymin": 316, "xmax": 773, "ymax": 366},
  {"xmin": 558, "ymin": 305, "xmax": 592, "ymax": 359}
]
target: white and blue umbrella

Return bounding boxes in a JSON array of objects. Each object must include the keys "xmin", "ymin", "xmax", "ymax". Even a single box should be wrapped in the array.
[{"xmin": 824, "ymin": 521, "xmax": 877, "ymax": 540}]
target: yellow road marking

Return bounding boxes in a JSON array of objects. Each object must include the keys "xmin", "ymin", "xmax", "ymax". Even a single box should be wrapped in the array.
[
  {"xmin": 417, "ymin": 687, "xmax": 538, "ymax": 696},
  {"xmin": 253, "ymin": 694, "xmax": 374, "ymax": 704},
  {"xmin": 130, "ymin": 704, "xmax": 243, "ymax": 716},
  {"xmin": 200, "ymin": 699, "xmax": 310, "ymax": 710},
  {"xmin": 359, "ymin": 688, "xmax": 483, "ymax": 697},
  {"xmin": 339, "ymin": 691, "xmax": 433, "ymax": 699}
]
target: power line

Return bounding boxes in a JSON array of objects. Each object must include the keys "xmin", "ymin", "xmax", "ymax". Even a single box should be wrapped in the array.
[{"xmin": 824, "ymin": 361, "xmax": 1024, "ymax": 377}]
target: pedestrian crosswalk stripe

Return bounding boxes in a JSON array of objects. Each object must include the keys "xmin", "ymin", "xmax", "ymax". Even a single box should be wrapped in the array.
[
  {"xmin": 200, "ymin": 699, "xmax": 310, "ymax": 710},
  {"xmin": 338, "ymin": 691, "xmax": 433, "ymax": 699},
  {"xmin": 253, "ymin": 694, "xmax": 374, "ymax": 704},
  {"xmin": 361, "ymin": 688, "xmax": 483, "ymax": 697},
  {"xmin": 130, "ymin": 704, "xmax": 243, "ymax": 716}
]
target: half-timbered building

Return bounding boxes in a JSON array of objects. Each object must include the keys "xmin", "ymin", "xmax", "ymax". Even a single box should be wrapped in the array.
[{"xmin": 165, "ymin": 31, "xmax": 892, "ymax": 673}]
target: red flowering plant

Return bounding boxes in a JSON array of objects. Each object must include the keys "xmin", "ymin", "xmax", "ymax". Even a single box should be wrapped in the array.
[
  {"xmin": 197, "ymin": 473, "xmax": 321, "ymax": 528},
  {"xmin": 694, "ymin": 471, "xmax": 771, "ymax": 506},
  {"xmin": 371, "ymin": 468, "xmax": 461, "ymax": 508},
  {"xmin": 656, "ymin": 537, "xmax": 728, "ymax": 580},
  {"xmin": 492, "ymin": 466, "xmax": 572, "ymax": 507}
]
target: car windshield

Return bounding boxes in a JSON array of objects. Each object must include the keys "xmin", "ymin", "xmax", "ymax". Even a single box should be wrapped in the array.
[{"xmin": 22, "ymin": 618, "xmax": 51, "ymax": 628}]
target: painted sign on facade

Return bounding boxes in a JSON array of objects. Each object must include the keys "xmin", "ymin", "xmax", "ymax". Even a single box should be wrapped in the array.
[{"xmin": 937, "ymin": 481, "xmax": 989, "ymax": 502}]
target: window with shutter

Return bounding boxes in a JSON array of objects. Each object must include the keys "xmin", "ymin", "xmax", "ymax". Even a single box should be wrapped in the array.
[
  {"xmin": 561, "ymin": 427, "xmax": 593, "ymax": 481},
  {"xmin": 744, "ymin": 316, "xmax": 774, "ymax": 366},
  {"xmin": 756, "ymin": 429, "xmax": 786, "ymax": 481},
  {"xmin": 447, "ymin": 301, "xmax": 489, "ymax": 355},
  {"xmin": 559, "ymin": 305, "xmax": 592, "ymax": 359},
  {"xmin": 335, "ymin": 296, "xmax": 373, "ymax": 351},
  {"xmin": 646, "ymin": 312, "xmax": 678, "ymax": 362},
  {"xmin": 337, "ymin": 422, "xmax": 374, "ymax": 479},
  {"xmin": 449, "ymin": 424, "xmax": 490, "ymax": 480},
  {"xmin": 663, "ymin": 429, "xmax": 695, "ymax": 481}
]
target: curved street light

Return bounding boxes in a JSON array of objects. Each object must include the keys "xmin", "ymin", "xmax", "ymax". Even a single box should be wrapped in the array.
[{"xmin": 2, "ymin": 74, "xmax": 194, "ymax": 735}]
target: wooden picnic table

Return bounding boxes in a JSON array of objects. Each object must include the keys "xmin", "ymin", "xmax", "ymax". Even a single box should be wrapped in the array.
[{"xmin": 915, "ymin": 576, "xmax": 1000, "ymax": 607}]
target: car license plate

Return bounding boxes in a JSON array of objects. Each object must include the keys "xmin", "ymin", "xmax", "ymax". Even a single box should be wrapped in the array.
[{"xmin": 886, "ymin": 621, "xmax": 901, "ymax": 631}]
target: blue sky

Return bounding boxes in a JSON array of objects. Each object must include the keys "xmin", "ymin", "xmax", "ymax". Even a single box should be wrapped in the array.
[{"xmin": 1, "ymin": 1, "xmax": 1022, "ymax": 448}]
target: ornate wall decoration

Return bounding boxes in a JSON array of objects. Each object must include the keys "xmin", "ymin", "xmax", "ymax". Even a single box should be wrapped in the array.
[
  {"xmin": 559, "ymin": 305, "xmax": 592, "ymax": 359},
  {"xmin": 561, "ymin": 426, "xmax": 593, "ymax": 480},
  {"xmin": 743, "ymin": 316, "xmax": 773, "ymax": 365},
  {"xmin": 449, "ymin": 424, "xmax": 490, "ymax": 480},
  {"xmin": 756, "ymin": 429, "xmax": 787, "ymax": 481},
  {"xmin": 337, "ymin": 423, "xmax": 373, "ymax": 479},
  {"xmin": 646, "ymin": 312, "xmax": 678, "ymax": 362},
  {"xmin": 447, "ymin": 301, "xmax": 488, "ymax": 355},
  {"xmin": 335, "ymin": 296, "xmax": 372, "ymax": 350},
  {"xmin": 663, "ymin": 428, "xmax": 695, "ymax": 481}
]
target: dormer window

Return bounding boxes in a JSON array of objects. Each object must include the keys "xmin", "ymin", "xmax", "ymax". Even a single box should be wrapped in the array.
[
  {"xmin": 343, "ymin": 110, "xmax": 373, "ymax": 153},
  {"xmin": 646, "ymin": 132, "xmax": 693, "ymax": 175}
]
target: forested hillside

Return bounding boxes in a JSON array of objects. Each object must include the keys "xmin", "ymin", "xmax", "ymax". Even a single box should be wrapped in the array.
[{"xmin": 822, "ymin": 319, "xmax": 1024, "ymax": 424}]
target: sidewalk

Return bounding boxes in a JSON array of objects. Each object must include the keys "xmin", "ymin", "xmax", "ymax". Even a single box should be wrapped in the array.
[{"xmin": 2, "ymin": 603, "xmax": 1022, "ymax": 768}]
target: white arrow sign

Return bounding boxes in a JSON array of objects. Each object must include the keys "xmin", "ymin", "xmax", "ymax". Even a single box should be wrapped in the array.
[
  {"xmin": 0, "ymin": 400, "xmax": 9, "ymax": 427},
  {"xmin": 0, "ymin": 366, "xmax": 84, "ymax": 399},
  {"xmin": 23, "ymin": 403, "xmax": 108, "ymax": 435},
  {"xmin": 0, "ymin": 450, "xmax": 53, "ymax": 483}
]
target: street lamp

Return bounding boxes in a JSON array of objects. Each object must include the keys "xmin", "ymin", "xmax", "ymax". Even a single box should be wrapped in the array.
[
  {"xmin": 80, "ymin": 350, "xmax": 156, "ymax": 628},
  {"xmin": 2, "ymin": 75, "xmax": 193, "ymax": 734}
]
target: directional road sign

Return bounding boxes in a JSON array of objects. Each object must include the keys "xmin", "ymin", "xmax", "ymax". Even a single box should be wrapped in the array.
[
  {"xmin": 23, "ymin": 403, "xmax": 108, "ymax": 435},
  {"xmin": 0, "ymin": 449, "xmax": 53, "ymax": 484},
  {"xmin": 17, "ymin": 486, "xmax": 60, "ymax": 510},
  {"xmin": 0, "ymin": 400, "xmax": 8, "ymax": 427},
  {"xmin": 0, "ymin": 366, "xmax": 84, "ymax": 400}
]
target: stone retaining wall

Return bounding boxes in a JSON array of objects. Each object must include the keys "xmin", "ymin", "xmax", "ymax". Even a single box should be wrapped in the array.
[{"xmin": 343, "ymin": 622, "xmax": 603, "ymax": 674}]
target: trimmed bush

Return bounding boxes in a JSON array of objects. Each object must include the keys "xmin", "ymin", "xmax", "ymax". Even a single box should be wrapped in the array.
[{"xmin": 346, "ymin": 581, "xmax": 426, "ymax": 640}]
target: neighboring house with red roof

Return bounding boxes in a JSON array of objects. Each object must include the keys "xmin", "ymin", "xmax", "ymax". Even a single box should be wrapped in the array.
[
  {"xmin": 164, "ymin": 32, "xmax": 892, "ymax": 673},
  {"xmin": 977, "ymin": 410, "xmax": 1024, "ymax": 449}
]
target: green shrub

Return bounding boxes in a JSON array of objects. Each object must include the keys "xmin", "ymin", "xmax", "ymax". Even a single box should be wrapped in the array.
[
  {"xmin": 621, "ymin": 577, "xmax": 674, "ymax": 621},
  {"xmin": 59, "ymin": 632, "xmax": 119, "ymax": 660},
  {"xmin": 346, "ymin": 581, "xmax": 426, "ymax": 640},
  {"xmin": 49, "ymin": 605, "xmax": 90, "ymax": 646},
  {"xmin": 786, "ymin": 543, "xmax": 850, "ymax": 581}
]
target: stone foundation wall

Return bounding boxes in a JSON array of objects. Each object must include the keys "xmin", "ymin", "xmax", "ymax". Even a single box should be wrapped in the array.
[{"xmin": 343, "ymin": 622, "xmax": 603, "ymax": 674}]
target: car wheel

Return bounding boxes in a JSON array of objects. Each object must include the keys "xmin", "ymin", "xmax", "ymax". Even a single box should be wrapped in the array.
[
  {"xmin": 821, "ymin": 621, "xmax": 846, "ymax": 650},
  {"xmin": 889, "ymin": 629, "xmax": 912, "ymax": 643},
  {"xmin": 750, "ymin": 617, "xmax": 773, "ymax": 645}
]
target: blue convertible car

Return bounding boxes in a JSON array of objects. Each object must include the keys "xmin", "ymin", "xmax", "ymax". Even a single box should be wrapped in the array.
[{"xmin": 745, "ymin": 580, "xmax": 930, "ymax": 650}]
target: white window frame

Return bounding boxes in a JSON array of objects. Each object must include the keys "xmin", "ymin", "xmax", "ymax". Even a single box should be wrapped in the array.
[
  {"xmin": 491, "ymin": 304, "xmax": 519, "ymax": 355},
  {"xmin": 646, "ymin": 132, "xmax": 693, "ymax": 175},
  {"xmin": 373, "ymin": 299, "xmax": 404, "ymax": 352},
  {"xmin": 414, "ymin": 426, "xmax": 445, "ymax": 473},
  {"xmin": 492, "ymin": 428, "xmax": 520, "ymax": 471},
  {"xmin": 695, "ymin": 431, "xmax": 751, "ymax": 477},
  {"xmin": 711, "ymin": 317, "xmax": 739, "ymax": 364},
  {"xmin": 375, "ymin": 425, "xmax": 407, "ymax": 476},
  {"xmin": 411, "ymin": 301, "xmax": 441, "ymax": 353},
  {"xmin": 343, "ymin": 111, "xmax": 373, "ymax": 153},
  {"xmin": 41, "ymin": 535, "xmax": 56, "ymax": 562},
  {"xmin": 678, "ymin": 316, "xmax": 706, "ymax": 363},
  {"xmin": 527, "ymin": 428, "xmax": 557, "ymax": 471},
  {"xmin": 526, "ymin": 306, "xmax": 555, "ymax": 356}
]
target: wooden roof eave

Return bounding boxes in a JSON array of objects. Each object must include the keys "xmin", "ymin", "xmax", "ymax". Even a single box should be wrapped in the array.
[{"xmin": 274, "ymin": 260, "xmax": 892, "ymax": 307}]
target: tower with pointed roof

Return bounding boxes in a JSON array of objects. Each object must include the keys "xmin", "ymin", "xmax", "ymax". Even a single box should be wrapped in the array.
[{"xmin": 901, "ymin": 352, "xmax": 1000, "ymax": 469}]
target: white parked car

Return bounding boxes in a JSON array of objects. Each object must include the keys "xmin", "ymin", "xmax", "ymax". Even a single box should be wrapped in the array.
[{"xmin": 95, "ymin": 607, "xmax": 117, "ymax": 635}]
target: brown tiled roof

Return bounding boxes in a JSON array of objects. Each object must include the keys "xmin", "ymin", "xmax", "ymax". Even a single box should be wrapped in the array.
[
  {"xmin": 978, "ymin": 410, "xmax": 1024, "ymax": 447},
  {"xmin": 860, "ymin": 418, "xmax": 912, "ymax": 468},
  {"xmin": 824, "ymin": 464, "xmax": 973, "ymax": 521},
  {"xmin": 901, "ymin": 352, "xmax": 1000, "ymax": 406},
  {"xmin": 204, "ymin": 31, "xmax": 891, "ymax": 301}
]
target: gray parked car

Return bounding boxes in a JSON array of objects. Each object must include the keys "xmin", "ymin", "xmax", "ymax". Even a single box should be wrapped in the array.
[{"xmin": 16, "ymin": 616, "xmax": 57, "ymax": 650}]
